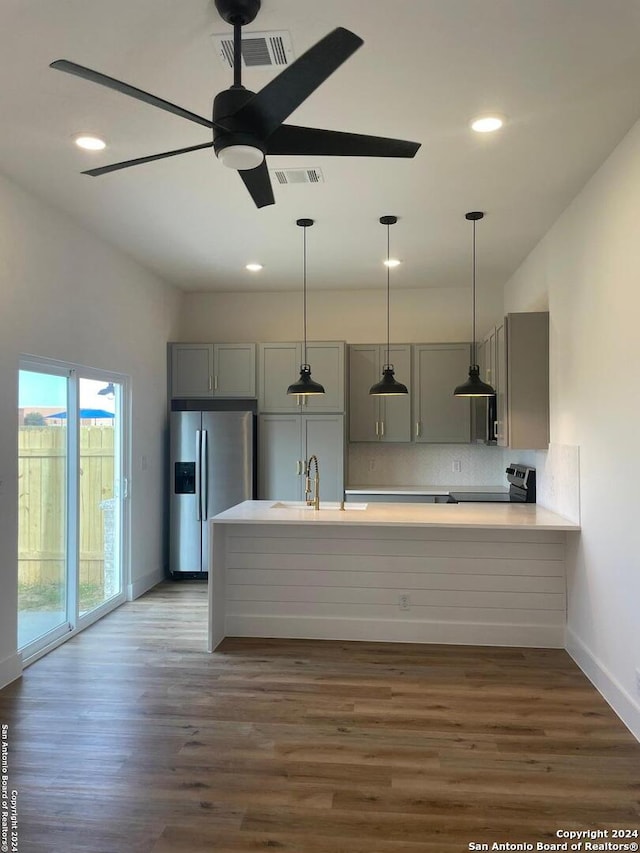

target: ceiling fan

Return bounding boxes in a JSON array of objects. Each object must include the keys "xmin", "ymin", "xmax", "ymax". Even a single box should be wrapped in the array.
[{"xmin": 50, "ymin": 0, "xmax": 421, "ymax": 208}]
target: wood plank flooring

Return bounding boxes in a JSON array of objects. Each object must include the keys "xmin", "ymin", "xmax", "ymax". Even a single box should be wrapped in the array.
[{"xmin": 1, "ymin": 581, "xmax": 638, "ymax": 852}]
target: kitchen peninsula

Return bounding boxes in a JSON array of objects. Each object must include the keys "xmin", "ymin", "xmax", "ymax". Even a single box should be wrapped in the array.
[{"xmin": 208, "ymin": 500, "xmax": 579, "ymax": 653}]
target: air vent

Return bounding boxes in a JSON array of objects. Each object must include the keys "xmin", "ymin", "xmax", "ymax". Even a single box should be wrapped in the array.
[
  {"xmin": 272, "ymin": 168, "xmax": 325, "ymax": 185},
  {"xmin": 211, "ymin": 30, "xmax": 294, "ymax": 69}
]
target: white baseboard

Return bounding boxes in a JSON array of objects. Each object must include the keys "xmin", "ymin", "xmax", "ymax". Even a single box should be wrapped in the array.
[
  {"xmin": 225, "ymin": 615, "xmax": 565, "ymax": 649},
  {"xmin": 566, "ymin": 627, "xmax": 640, "ymax": 742},
  {"xmin": 127, "ymin": 568, "xmax": 164, "ymax": 601},
  {"xmin": 0, "ymin": 652, "xmax": 22, "ymax": 690}
]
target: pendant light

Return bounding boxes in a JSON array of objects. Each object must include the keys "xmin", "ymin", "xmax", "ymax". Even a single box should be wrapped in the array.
[
  {"xmin": 369, "ymin": 215, "xmax": 408, "ymax": 396},
  {"xmin": 287, "ymin": 218, "xmax": 325, "ymax": 396},
  {"xmin": 453, "ymin": 211, "xmax": 496, "ymax": 397}
]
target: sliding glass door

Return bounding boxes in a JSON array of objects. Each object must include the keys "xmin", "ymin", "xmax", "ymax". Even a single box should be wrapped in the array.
[
  {"xmin": 18, "ymin": 360, "xmax": 128, "ymax": 658},
  {"xmin": 17, "ymin": 368, "xmax": 70, "ymax": 651}
]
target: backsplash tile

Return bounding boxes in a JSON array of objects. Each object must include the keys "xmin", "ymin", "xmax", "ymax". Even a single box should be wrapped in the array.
[{"xmin": 348, "ymin": 443, "xmax": 507, "ymax": 487}]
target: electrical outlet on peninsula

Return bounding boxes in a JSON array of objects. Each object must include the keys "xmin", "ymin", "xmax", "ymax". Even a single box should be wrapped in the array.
[{"xmin": 399, "ymin": 594, "xmax": 410, "ymax": 611}]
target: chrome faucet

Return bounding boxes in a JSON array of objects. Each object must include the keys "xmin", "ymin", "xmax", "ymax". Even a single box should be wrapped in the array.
[{"xmin": 306, "ymin": 455, "xmax": 320, "ymax": 510}]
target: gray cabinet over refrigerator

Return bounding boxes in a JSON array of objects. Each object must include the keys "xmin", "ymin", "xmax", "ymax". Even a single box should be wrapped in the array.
[{"xmin": 169, "ymin": 407, "xmax": 255, "ymax": 577}]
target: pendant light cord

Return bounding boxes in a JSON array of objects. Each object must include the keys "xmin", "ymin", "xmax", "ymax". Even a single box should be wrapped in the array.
[
  {"xmin": 386, "ymin": 221, "xmax": 390, "ymax": 367},
  {"xmin": 302, "ymin": 222, "xmax": 307, "ymax": 364},
  {"xmin": 471, "ymin": 217, "xmax": 477, "ymax": 366}
]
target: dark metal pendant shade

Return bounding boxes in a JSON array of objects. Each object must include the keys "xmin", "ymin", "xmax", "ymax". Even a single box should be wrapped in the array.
[
  {"xmin": 454, "ymin": 211, "xmax": 496, "ymax": 398},
  {"xmin": 369, "ymin": 365, "xmax": 408, "ymax": 396},
  {"xmin": 369, "ymin": 214, "xmax": 408, "ymax": 397},
  {"xmin": 453, "ymin": 364, "xmax": 495, "ymax": 397},
  {"xmin": 287, "ymin": 364, "xmax": 325, "ymax": 396}
]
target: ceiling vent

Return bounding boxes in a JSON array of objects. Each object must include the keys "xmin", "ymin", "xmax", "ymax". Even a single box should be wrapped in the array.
[
  {"xmin": 211, "ymin": 30, "xmax": 294, "ymax": 69},
  {"xmin": 272, "ymin": 168, "xmax": 325, "ymax": 185}
]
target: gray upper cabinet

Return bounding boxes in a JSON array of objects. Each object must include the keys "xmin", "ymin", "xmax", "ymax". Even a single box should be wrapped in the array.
[
  {"xmin": 413, "ymin": 343, "xmax": 472, "ymax": 443},
  {"xmin": 258, "ymin": 413, "xmax": 345, "ymax": 501},
  {"xmin": 213, "ymin": 343, "xmax": 256, "ymax": 397},
  {"xmin": 171, "ymin": 343, "xmax": 214, "ymax": 398},
  {"xmin": 348, "ymin": 344, "xmax": 412, "ymax": 442},
  {"xmin": 170, "ymin": 342, "xmax": 256, "ymax": 399},
  {"xmin": 503, "ymin": 312, "xmax": 549, "ymax": 450},
  {"xmin": 258, "ymin": 342, "xmax": 345, "ymax": 413}
]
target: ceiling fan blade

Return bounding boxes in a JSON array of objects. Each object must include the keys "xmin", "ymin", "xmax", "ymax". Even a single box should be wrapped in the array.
[
  {"xmin": 267, "ymin": 124, "xmax": 421, "ymax": 158},
  {"xmin": 50, "ymin": 59, "xmax": 214, "ymax": 129},
  {"xmin": 232, "ymin": 28, "xmax": 363, "ymax": 138},
  {"xmin": 82, "ymin": 142, "xmax": 214, "ymax": 176},
  {"xmin": 238, "ymin": 161, "xmax": 275, "ymax": 208}
]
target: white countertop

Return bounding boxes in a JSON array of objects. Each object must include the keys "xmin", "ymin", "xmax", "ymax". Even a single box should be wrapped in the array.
[
  {"xmin": 345, "ymin": 484, "xmax": 508, "ymax": 495},
  {"xmin": 211, "ymin": 500, "xmax": 580, "ymax": 531}
]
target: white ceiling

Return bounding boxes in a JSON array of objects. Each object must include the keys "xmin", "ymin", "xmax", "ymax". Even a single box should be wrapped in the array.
[{"xmin": 2, "ymin": 0, "xmax": 640, "ymax": 294}]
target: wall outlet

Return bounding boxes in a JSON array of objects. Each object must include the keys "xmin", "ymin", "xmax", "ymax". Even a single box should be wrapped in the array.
[
  {"xmin": 399, "ymin": 594, "xmax": 410, "ymax": 611},
  {"xmin": 452, "ymin": 459, "xmax": 462, "ymax": 473},
  {"xmin": 368, "ymin": 458, "xmax": 376, "ymax": 472}
]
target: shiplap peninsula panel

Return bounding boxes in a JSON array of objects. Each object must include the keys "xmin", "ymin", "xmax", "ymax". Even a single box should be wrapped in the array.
[{"xmin": 215, "ymin": 524, "xmax": 566, "ymax": 648}]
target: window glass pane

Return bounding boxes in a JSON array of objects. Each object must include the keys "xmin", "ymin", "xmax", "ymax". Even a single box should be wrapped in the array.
[
  {"xmin": 18, "ymin": 370, "xmax": 68, "ymax": 649},
  {"xmin": 78, "ymin": 378, "xmax": 121, "ymax": 616}
]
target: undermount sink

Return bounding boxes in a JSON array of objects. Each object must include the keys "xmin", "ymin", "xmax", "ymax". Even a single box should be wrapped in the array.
[{"xmin": 270, "ymin": 501, "xmax": 368, "ymax": 511}]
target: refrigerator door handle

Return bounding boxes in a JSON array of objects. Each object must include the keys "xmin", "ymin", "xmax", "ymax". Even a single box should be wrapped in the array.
[
  {"xmin": 201, "ymin": 429, "xmax": 208, "ymax": 520},
  {"xmin": 195, "ymin": 430, "xmax": 202, "ymax": 522}
]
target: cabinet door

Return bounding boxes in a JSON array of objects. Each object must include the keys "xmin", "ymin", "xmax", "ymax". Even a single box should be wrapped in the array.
[
  {"xmin": 258, "ymin": 343, "xmax": 302, "ymax": 413},
  {"xmin": 171, "ymin": 344, "xmax": 214, "ymax": 398},
  {"xmin": 258, "ymin": 415, "xmax": 303, "ymax": 500},
  {"xmin": 379, "ymin": 345, "xmax": 412, "ymax": 442},
  {"xmin": 414, "ymin": 344, "xmax": 471, "ymax": 443},
  {"xmin": 300, "ymin": 342, "xmax": 345, "ymax": 413},
  {"xmin": 495, "ymin": 323, "xmax": 507, "ymax": 447},
  {"xmin": 505, "ymin": 312, "xmax": 549, "ymax": 449},
  {"xmin": 348, "ymin": 345, "xmax": 380, "ymax": 441},
  {"xmin": 302, "ymin": 415, "xmax": 345, "ymax": 501},
  {"xmin": 213, "ymin": 343, "xmax": 256, "ymax": 397}
]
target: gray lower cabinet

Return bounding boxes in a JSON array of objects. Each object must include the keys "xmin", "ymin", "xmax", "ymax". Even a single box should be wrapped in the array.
[
  {"xmin": 348, "ymin": 344, "xmax": 412, "ymax": 441},
  {"xmin": 170, "ymin": 342, "xmax": 256, "ymax": 398},
  {"xmin": 413, "ymin": 343, "xmax": 472, "ymax": 443},
  {"xmin": 258, "ymin": 342, "xmax": 345, "ymax": 413},
  {"xmin": 258, "ymin": 414, "xmax": 345, "ymax": 501}
]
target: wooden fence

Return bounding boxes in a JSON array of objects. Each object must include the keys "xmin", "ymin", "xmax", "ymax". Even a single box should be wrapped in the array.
[{"xmin": 18, "ymin": 425, "xmax": 115, "ymax": 588}]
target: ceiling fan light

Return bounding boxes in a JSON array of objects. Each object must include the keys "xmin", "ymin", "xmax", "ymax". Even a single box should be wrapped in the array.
[
  {"xmin": 369, "ymin": 365, "xmax": 408, "ymax": 396},
  {"xmin": 453, "ymin": 365, "xmax": 495, "ymax": 397},
  {"xmin": 217, "ymin": 144, "xmax": 265, "ymax": 170}
]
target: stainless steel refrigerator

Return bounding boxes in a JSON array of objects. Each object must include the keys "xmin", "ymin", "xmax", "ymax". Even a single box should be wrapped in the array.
[{"xmin": 169, "ymin": 407, "xmax": 255, "ymax": 577}]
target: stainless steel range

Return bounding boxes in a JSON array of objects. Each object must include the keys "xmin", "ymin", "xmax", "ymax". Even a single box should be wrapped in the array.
[{"xmin": 449, "ymin": 464, "xmax": 536, "ymax": 503}]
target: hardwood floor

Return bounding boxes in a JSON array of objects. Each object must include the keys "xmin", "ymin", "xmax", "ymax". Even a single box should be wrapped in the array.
[{"xmin": 1, "ymin": 581, "xmax": 638, "ymax": 852}]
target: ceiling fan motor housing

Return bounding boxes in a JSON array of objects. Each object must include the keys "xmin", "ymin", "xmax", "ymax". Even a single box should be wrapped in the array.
[
  {"xmin": 214, "ymin": 0, "xmax": 261, "ymax": 26},
  {"xmin": 213, "ymin": 88, "xmax": 266, "ymax": 167}
]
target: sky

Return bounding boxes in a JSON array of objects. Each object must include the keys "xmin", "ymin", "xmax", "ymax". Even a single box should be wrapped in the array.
[{"xmin": 19, "ymin": 372, "xmax": 115, "ymax": 412}]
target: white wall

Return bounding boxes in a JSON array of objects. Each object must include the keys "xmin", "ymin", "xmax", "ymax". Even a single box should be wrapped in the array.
[
  {"xmin": 504, "ymin": 119, "xmax": 640, "ymax": 739},
  {"xmin": 179, "ymin": 285, "xmax": 503, "ymax": 345},
  {"xmin": 0, "ymin": 173, "xmax": 181, "ymax": 688}
]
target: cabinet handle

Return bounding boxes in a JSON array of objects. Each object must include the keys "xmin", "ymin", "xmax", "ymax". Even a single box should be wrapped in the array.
[
  {"xmin": 208, "ymin": 375, "xmax": 212, "ymax": 392},
  {"xmin": 415, "ymin": 421, "xmax": 420, "ymax": 437},
  {"xmin": 380, "ymin": 421, "xmax": 385, "ymax": 437},
  {"xmin": 296, "ymin": 460, "xmax": 301, "ymax": 475},
  {"xmin": 214, "ymin": 375, "xmax": 218, "ymax": 391},
  {"xmin": 494, "ymin": 420, "xmax": 499, "ymax": 438},
  {"xmin": 375, "ymin": 420, "xmax": 379, "ymax": 436}
]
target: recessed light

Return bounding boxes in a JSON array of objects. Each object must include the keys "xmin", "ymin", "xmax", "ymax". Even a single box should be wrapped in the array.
[
  {"xmin": 384, "ymin": 258, "xmax": 401, "ymax": 268},
  {"xmin": 246, "ymin": 263, "xmax": 263, "ymax": 272},
  {"xmin": 470, "ymin": 115, "xmax": 504, "ymax": 133},
  {"xmin": 74, "ymin": 134, "xmax": 106, "ymax": 151}
]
